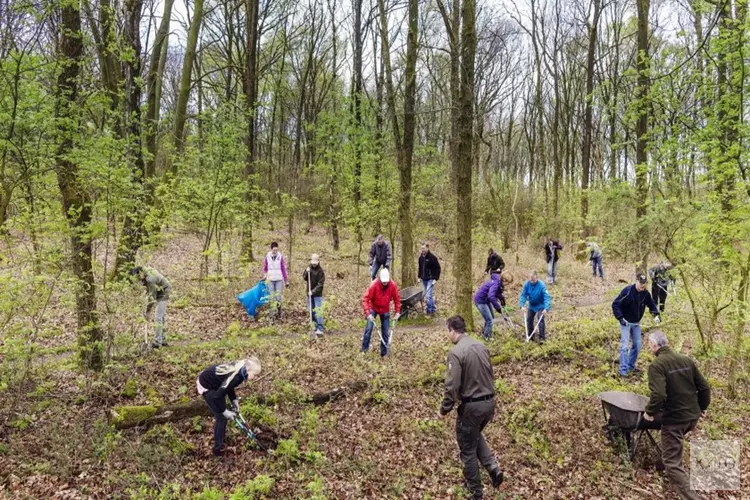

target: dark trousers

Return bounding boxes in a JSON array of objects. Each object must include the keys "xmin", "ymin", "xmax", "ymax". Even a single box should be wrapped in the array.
[
  {"xmin": 653, "ymin": 283, "xmax": 668, "ymax": 312},
  {"xmin": 456, "ymin": 399, "xmax": 498, "ymax": 499},
  {"xmin": 662, "ymin": 420, "xmax": 700, "ymax": 500},
  {"xmin": 526, "ymin": 309, "xmax": 546, "ymax": 341},
  {"xmin": 203, "ymin": 390, "xmax": 228, "ymax": 455}
]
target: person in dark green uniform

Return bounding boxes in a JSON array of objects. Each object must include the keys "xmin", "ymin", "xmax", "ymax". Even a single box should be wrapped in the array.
[
  {"xmin": 438, "ymin": 315, "xmax": 503, "ymax": 499},
  {"xmin": 643, "ymin": 331, "xmax": 710, "ymax": 500}
]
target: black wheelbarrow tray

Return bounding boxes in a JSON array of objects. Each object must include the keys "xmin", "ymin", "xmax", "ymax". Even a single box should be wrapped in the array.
[
  {"xmin": 400, "ymin": 285, "xmax": 424, "ymax": 318},
  {"xmin": 598, "ymin": 391, "xmax": 662, "ymax": 462}
]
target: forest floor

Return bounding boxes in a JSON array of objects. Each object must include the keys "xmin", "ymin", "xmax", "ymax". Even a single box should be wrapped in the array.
[{"xmin": 0, "ymin": 227, "xmax": 748, "ymax": 499}]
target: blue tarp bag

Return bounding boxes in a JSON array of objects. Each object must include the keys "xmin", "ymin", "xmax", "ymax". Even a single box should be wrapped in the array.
[{"xmin": 237, "ymin": 280, "xmax": 270, "ymax": 318}]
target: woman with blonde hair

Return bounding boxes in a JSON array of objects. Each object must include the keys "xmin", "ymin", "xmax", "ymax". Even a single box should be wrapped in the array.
[{"xmin": 196, "ymin": 357, "xmax": 261, "ymax": 456}]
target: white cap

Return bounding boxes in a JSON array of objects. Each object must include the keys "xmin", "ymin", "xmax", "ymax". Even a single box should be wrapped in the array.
[
  {"xmin": 379, "ymin": 268, "xmax": 390, "ymax": 283},
  {"xmin": 310, "ymin": 254, "xmax": 320, "ymax": 264}
]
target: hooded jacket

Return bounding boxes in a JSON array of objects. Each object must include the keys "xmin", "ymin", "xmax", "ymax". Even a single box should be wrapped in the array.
[
  {"xmin": 362, "ymin": 279, "xmax": 401, "ymax": 316},
  {"xmin": 418, "ymin": 251, "xmax": 441, "ymax": 281},
  {"xmin": 519, "ymin": 279, "xmax": 552, "ymax": 313},
  {"xmin": 142, "ymin": 267, "xmax": 171, "ymax": 301},
  {"xmin": 485, "ymin": 253, "xmax": 505, "ymax": 274},
  {"xmin": 473, "ymin": 274, "xmax": 506, "ymax": 312},
  {"xmin": 303, "ymin": 265, "xmax": 325, "ymax": 297},
  {"xmin": 197, "ymin": 362, "xmax": 248, "ymax": 411},
  {"xmin": 612, "ymin": 284, "xmax": 659, "ymax": 324},
  {"xmin": 544, "ymin": 240, "xmax": 564, "ymax": 263}
]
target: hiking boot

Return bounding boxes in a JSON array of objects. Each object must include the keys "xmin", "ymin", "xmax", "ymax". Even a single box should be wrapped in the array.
[
  {"xmin": 631, "ymin": 368, "xmax": 644, "ymax": 378},
  {"xmin": 151, "ymin": 342, "xmax": 161, "ymax": 349},
  {"xmin": 490, "ymin": 468, "xmax": 504, "ymax": 488},
  {"xmin": 316, "ymin": 330, "xmax": 324, "ymax": 338}
]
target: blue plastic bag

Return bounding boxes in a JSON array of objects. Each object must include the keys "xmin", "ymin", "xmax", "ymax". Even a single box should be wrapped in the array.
[{"xmin": 237, "ymin": 280, "xmax": 270, "ymax": 318}]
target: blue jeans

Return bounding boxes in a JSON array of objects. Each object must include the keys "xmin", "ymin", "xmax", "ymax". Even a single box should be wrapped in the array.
[
  {"xmin": 362, "ymin": 311, "xmax": 390, "ymax": 356},
  {"xmin": 475, "ymin": 303, "xmax": 494, "ymax": 340},
  {"xmin": 546, "ymin": 260, "xmax": 558, "ymax": 283},
  {"xmin": 422, "ymin": 279, "xmax": 436, "ymax": 313},
  {"xmin": 526, "ymin": 309, "xmax": 546, "ymax": 341},
  {"xmin": 308, "ymin": 296, "xmax": 324, "ymax": 332},
  {"xmin": 370, "ymin": 264, "xmax": 388, "ymax": 280},
  {"xmin": 591, "ymin": 256, "xmax": 603, "ymax": 278},
  {"xmin": 619, "ymin": 323, "xmax": 642, "ymax": 376}
]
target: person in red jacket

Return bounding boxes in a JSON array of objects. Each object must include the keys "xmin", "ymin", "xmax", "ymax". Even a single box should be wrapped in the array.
[{"xmin": 362, "ymin": 268, "xmax": 401, "ymax": 357}]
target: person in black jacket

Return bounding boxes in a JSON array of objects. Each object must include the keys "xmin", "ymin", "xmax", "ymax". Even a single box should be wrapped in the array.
[
  {"xmin": 196, "ymin": 357, "xmax": 261, "ymax": 456},
  {"xmin": 303, "ymin": 254, "xmax": 326, "ymax": 336},
  {"xmin": 544, "ymin": 237, "xmax": 563, "ymax": 284},
  {"xmin": 485, "ymin": 249, "xmax": 505, "ymax": 275},
  {"xmin": 612, "ymin": 274, "xmax": 661, "ymax": 378},
  {"xmin": 368, "ymin": 235, "xmax": 392, "ymax": 280},
  {"xmin": 418, "ymin": 243, "xmax": 441, "ymax": 314}
]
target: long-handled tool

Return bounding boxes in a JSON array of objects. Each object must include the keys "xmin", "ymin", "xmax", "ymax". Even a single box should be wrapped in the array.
[
  {"xmin": 232, "ymin": 411, "xmax": 267, "ymax": 452},
  {"xmin": 306, "ymin": 268, "xmax": 316, "ymax": 338},
  {"xmin": 525, "ymin": 311, "xmax": 546, "ymax": 343},
  {"xmin": 139, "ymin": 320, "xmax": 150, "ymax": 354}
]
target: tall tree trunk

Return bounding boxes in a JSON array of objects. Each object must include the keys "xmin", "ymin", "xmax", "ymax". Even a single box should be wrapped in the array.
[
  {"xmin": 352, "ymin": 0, "xmax": 363, "ymax": 227},
  {"xmin": 144, "ymin": 0, "xmax": 174, "ymax": 181},
  {"xmin": 581, "ymin": 0, "xmax": 601, "ymax": 237},
  {"xmin": 634, "ymin": 0, "xmax": 650, "ymax": 272},
  {"xmin": 113, "ymin": 0, "xmax": 147, "ymax": 276},
  {"xmin": 455, "ymin": 0, "xmax": 476, "ymax": 327},
  {"xmin": 54, "ymin": 0, "xmax": 103, "ymax": 370},
  {"xmin": 241, "ymin": 0, "xmax": 260, "ymax": 261},
  {"xmin": 172, "ymin": 0, "xmax": 205, "ymax": 162},
  {"xmin": 378, "ymin": 0, "xmax": 417, "ymax": 285}
]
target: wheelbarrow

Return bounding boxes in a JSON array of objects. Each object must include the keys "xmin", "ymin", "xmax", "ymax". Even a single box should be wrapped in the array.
[
  {"xmin": 399, "ymin": 285, "xmax": 424, "ymax": 319},
  {"xmin": 598, "ymin": 391, "xmax": 662, "ymax": 465}
]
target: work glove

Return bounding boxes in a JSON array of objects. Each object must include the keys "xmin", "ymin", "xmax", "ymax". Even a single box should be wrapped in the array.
[
  {"xmin": 308, "ymin": 291, "xmax": 313, "ymax": 296},
  {"xmin": 306, "ymin": 267, "xmax": 310, "ymax": 273},
  {"xmin": 619, "ymin": 318, "xmax": 628, "ymax": 327},
  {"xmin": 654, "ymin": 316, "xmax": 661, "ymax": 325},
  {"xmin": 366, "ymin": 314, "xmax": 375, "ymax": 322},
  {"xmin": 393, "ymin": 313, "xmax": 401, "ymax": 321},
  {"xmin": 232, "ymin": 399, "xmax": 240, "ymax": 411},
  {"xmin": 222, "ymin": 409, "xmax": 236, "ymax": 419}
]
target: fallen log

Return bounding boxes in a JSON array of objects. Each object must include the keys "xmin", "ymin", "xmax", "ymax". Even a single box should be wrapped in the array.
[{"xmin": 109, "ymin": 380, "xmax": 372, "ymax": 430}]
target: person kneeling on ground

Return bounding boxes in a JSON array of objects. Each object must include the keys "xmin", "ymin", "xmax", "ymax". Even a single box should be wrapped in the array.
[
  {"xmin": 612, "ymin": 273, "xmax": 660, "ymax": 378},
  {"xmin": 303, "ymin": 254, "xmax": 325, "ymax": 336},
  {"xmin": 519, "ymin": 270, "xmax": 551, "ymax": 343},
  {"xmin": 438, "ymin": 315, "xmax": 503, "ymax": 499},
  {"xmin": 361, "ymin": 268, "xmax": 401, "ymax": 357},
  {"xmin": 196, "ymin": 357, "xmax": 262, "ymax": 457},
  {"xmin": 643, "ymin": 331, "xmax": 710, "ymax": 500},
  {"xmin": 131, "ymin": 266, "xmax": 172, "ymax": 348},
  {"xmin": 473, "ymin": 272, "xmax": 506, "ymax": 340}
]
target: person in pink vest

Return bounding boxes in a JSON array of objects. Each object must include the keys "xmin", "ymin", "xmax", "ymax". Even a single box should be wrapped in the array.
[{"xmin": 262, "ymin": 242, "xmax": 289, "ymax": 320}]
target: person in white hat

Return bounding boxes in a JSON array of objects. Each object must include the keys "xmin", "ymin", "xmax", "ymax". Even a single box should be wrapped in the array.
[
  {"xmin": 196, "ymin": 357, "xmax": 261, "ymax": 457},
  {"xmin": 361, "ymin": 268, "xmax": 401, "ymax": 357},
  {"xmin": 303, "ymin": 254, "xmax": 326, "ymax": 336}
]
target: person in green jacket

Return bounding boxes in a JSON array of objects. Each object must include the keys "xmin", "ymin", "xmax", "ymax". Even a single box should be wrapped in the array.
[
  {"xmin": 132, "ymin": 266, "xmax": 172, "ymax": 348},
  {"xmin": 643, "ymin": 331, "xmax": 710, "ymax": 500}
]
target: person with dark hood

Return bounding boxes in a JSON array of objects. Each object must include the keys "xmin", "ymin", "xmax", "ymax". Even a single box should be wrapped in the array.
[
  {"xmin": 485, "ymin": 249, "xmax": 505, "ymax": 275},
  {"xmin": 196, "ymin": 356, "xmax": 262, "ymax": 457},
  {"xmin": 131, "ymin": 266, "xmax": 172, "ymax": 348},
  {"xmin": 438, "ymin": 315, "xmax": 503, "ymax": 499},
  {"xmin": 303, "ymin": 253, "xmax": 325, "ymax": 336},
  {"xmin": 418, "ymin": 243, "xmax": 441, "ymax": 315},
  {"xmin": 649, "ymin": 261, "xmax": 675, "ymax": 313},
  {"xmin": 544, "ymin": 237, "xmax": 564, "ymax": 283}
]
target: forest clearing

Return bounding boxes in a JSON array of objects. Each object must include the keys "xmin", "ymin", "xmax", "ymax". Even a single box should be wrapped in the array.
[{"xmin": 1, "ymin": 0, "xmax": 750, "ymax": 496}]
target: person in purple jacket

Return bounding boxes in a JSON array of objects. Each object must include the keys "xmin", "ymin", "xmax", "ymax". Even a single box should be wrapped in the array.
[
  {"xmin": 262, "ymin": 242, "xmax": 289, "ymax": 320},
  {"xmin": 473, "ymin": 272, "xmax": 506, "ymax": 340}
]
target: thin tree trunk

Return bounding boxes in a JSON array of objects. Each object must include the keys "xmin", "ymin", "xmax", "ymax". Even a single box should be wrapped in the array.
[
  {"xmin": 241, "ymin": 0, "xmax": 260, "ymax": 261},
  {"xmin": 634, "ymin": 0, "xmax": 650, "ymax": 272},
  {"xmin": 581, "ymin": 0, "xmax": 601, "ymax": 237}
]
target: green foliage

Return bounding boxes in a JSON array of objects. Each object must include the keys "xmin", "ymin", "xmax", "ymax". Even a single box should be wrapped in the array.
[
  {"xmin": 275, "ymin": 438, "xmax": 301, "ymax": 466},
  {"xmin": 11, "ymin": 415, "xmax": 33, "ymax": 430},
  {"xmin": 121, "ymin": 378, "xmax": 139, "ymax": 398},
  {"xmin": 142, "ymin": 424, "xmax": 195, "ymax": 456},
  {"xmin": 228, "ymin": 475, "xmax": 275, "ymax": 500},
  {"xmin": 505, "ymin": 400, "xmax": 552, "ymax": 462},
  {"xmin": 239, "ymin": 398, "xmax": 278, "ymax": 427}
]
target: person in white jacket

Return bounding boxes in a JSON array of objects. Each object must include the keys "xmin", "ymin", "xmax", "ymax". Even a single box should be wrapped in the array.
[{"xmin": 262, "ymin": 242, "xmax": 289, "ymax": 320}]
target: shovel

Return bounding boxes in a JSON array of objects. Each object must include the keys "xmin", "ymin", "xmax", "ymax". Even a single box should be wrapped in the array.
[{"xmin": 232, "ymin": 411, "xmax": 267, "ymax": 452}]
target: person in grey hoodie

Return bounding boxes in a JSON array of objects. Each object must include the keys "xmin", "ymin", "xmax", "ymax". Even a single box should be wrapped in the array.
[
  {"xmin": 132, "ymin": 266, "xmax": 172, "ymax": 348},
  {"xmin": 368, "ymin": 235, "xmax": 392, "ymax": 280}
]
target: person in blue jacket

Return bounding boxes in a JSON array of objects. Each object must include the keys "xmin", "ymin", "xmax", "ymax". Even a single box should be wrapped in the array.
[
  {"xmin": 519, "ymin": 270, "xmax": 552, "ymax": 343},
  {"xmin": 612, "ymin": 273, "xmax": 661, "ymax": 378},
  {"xmin": 473, "ymin": 272, "xmax": 506, "ymax": 340}
]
